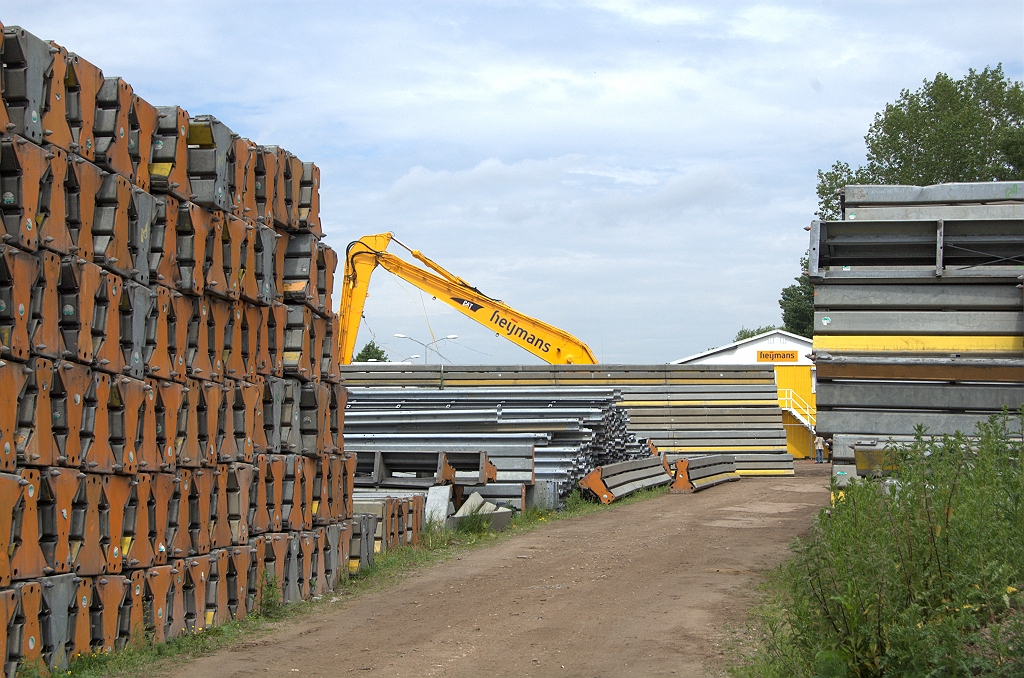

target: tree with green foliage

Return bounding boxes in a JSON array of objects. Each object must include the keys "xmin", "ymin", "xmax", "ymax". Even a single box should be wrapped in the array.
[
  {"xmin": 778, "ymin": 257, "xmax": 814, "ymax": 338},
  {"xmin": 816, "ymin": 65, "xmax": 1024, "ymax": 219},
  {"xmin": 734, "ymin": 325, "xmax": 778, "ymax": 342},
  {"xmin": 354, "ymin": 340, "xmax": 389, "ymax": 362}
]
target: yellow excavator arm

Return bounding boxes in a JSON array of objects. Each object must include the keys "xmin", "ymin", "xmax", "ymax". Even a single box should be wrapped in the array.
[{"xmin": 337, "ymin": 233, "xmax": 598, "ymax": 365}]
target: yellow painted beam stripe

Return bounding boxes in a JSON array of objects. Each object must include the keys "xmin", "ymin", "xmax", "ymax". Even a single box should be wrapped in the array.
[
  {"xmin": 735, "ymin": 469, "xmax": 795, "ymax": 476},
  {"xmin": 620, "ymin": 400, "xmax": 776, "ymax": 407},
  {"xmin": 443, "ymin": 379, "xmax": 775, "ymax": 386},
  {"xmin": 813, "ymin": 335, "xmax": 1023, "ymax": 353},
  {"xmin": 661, "ymin": 445, "xmax": 788, "ymax": 452}
]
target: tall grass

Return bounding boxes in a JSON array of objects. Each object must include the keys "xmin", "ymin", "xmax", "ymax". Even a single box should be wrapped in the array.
[{"xmin": 736, "ymin": 410, "xmax": 1024, "ymax": 677}]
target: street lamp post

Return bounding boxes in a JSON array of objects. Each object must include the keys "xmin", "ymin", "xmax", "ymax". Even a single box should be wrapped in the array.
[{"xmin": 393, "ymin": 334, "xmax": 458, "ymax": 364}]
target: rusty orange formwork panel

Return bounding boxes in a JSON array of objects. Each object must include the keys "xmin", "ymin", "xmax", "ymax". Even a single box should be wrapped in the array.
[
  {"xmin": 89, "ymin": 270, "xmax": 124, "ymax": 374},
  {"xmin": 91, "ymin": 173, "xmax": 132, "ymax": 278},
  {"xmin": 210, "ymin": 214, "xmax": 244, "ymax": 301},
  {"xmin": 149, "ymin": 106, "xmax": 191, "ymax": 200},
  {"xmin": 250, "ymin": 454, "xmax": 282, "ymax": 534},
  {"xmin": 226, "ymin": 462, "xmax": 253, "ymax": 544},
  {"xmin": 101, "ymin": 475, "xmax": 131, "ymax": 570},
  {"xmin": 110, "ymin": 375, "xmax": 149, "ymax": 474},
  {"xmin": 149, "ymin": 195, "xmax": 178, "ymax": 288},
  {"xmin": 69, "ymin": 474, "xmax": 104, "ymax": 575},
  {"xmin": 205, "ymin": 549, "xmax": 231, "ymax": 627},
  {"xmin": 201, "ymin": 213, "xmax": 229, "ymax": 299},
  {"xmin": 40, "ymin": 41, "xmax": 76, "ymax": 152},
  {"xmin": 69, "ymin": 576, "xmax": 93, "ymax": 659},
  {"xmin": 39, "ymin": 466, "xmax": 79, "ymax": 574},
  {"xmin": 28, "ymin": 250, "xmax": 61, "ymax": 359},
  {"xmin": 93, "ymin": 77, "xmax": 134, "ymax": 179},
  {"xmin": 209, "ymin": 465, "xmax": 233, "ymax": 549},
  {"xmin": 0, "ymin": 588, "xmax": 15, "ymax": 670},
  {"xmin": 0, "ymin": 244, "xmax": 39, "ymax": 361},
  {"xmin": 234, "ymin": 378, "xmax": 263, "ymax": 459},
  {"xmin": 227, "ymin": 543, "xmax": 252, "ymax": 620},
  {"xmin": 277, "ymin": 380, "xmax": 300, "ymax": 453},
  {"xmin": 242, "ymin": 304, "xmax": 264, "ymax": 379},
  {"xmin": 261, "ymin": 303, "xmax": 286, "ymax": 377},
  {"xmin": 56, "ymin": 257, "xmax": 101, "ymax": 363},
  {"xmin": 165, "ymin": 469, "xmax": 191, "ymax": 559},
  {"xmin": 128, "ymin": 93, "xmax": 159, "ymax": 192},
  {"xmin": 254, "ymin": 147, "xmax": 278, "ymax": 226},
  {"xmin": 184, "ymin": 297, "xmax": 213, "ymax": 380},
  {"xmin": 149, "ymin": 289, "xmax": 189, "ymax": 382},
  {"xmin": 329, "ymin": 383, "xmax": 347, "ymax": 456},
  {"xmin": 213, "ymin": 378, "xmax": 237, "ymax": 463},
  {"xmin": 80, "ymin": 371, "xmax": 116, "ymax": 472},
  {"xmin": 277, "ymin": 151, "xmax": 303, "ymax": 231},
  {"xmin": 173, "ymin": 202, "xmax": 211, "ymax": 295},
  {"xmin": 148, "ymin": 473, "xmax": 174, "ymax": 564},
  {"xmin": 184, "ymin": 554, "xmax": 210, "ymax": 633},
  {"xmin": 281, "ymin": 454, "xmax": 312, "ymax": 531},
  {"xmin": 243, "ymin": 535, "xmax": 265, "ymax": 614},
  {"xmin": 196, "ymin": 379, "xmax": 223, "ymax": 465},
  {"xmin": 298, "ymin": 162, "xmax": 321, "ymax": 236},
  {"xmin": 204, "ymin": 298, "xmax": 229, "ymax": 381},
  {"xmin": 64, "ymin": 157, "xmax": 104, "ymax": 261},
  {"xmin": 670, "ymin": 459, "xmax": 695, "ymax": 493},
  {"xmin": 307, "ymin": 528, "xmax": 328, "ymax": 598},
  {"xmin": 122, "ymin": 473, "xmax": 154, "ymax": 569},
  {"xmin": 90, "ymin": 574, "xmax": 127, "ymax": 653},
  {"xmin": 10, "ymin": 580, "xmax": 43, "ymax": 668},
  {"xmin": 188, "ymin": 468, "xmax": 213, "ymax": 555},
  {"xmin": 320, "ymin": 315, "xmax": 340, "ymax": 384},
  {"xmin": 237, "ymin": 228, "xmax": 260, "ymax": 305},
  {"xmin": 13, "ymin": 357, "xmax": 54, "ymax": 467},
  {"xmin": 0, "ymin": 135, "xmax": 46, "ymax": 252},
  {"xmin": 222, "ymin": 304, "xmax": 247, "ymax": 381},
  {"xmin": 10, "ymin": 468, "xmax": 47, "ymax": 580},
  {"xmin": 263, "ymin": 532, "xmax": 288, "ymax": 600},
  {"xmin": 144, "ymin": 563, "xmax": 181, "ymax": 644},
  {"xmin": 186, "ymin": 115, "xmax": 233, "ymax": 213},
  {"xmin": 35, "ymin": 149, "xmax": 72, "ymax": 258},
  {"xmin": 174, "ymin": 380, "xmax": 201, "ymax": 468},
  {"xmin": 116, "ymin": 568, "xmax": 145, "ymax": 651},
  {"xmin": 50, "ymin": 360, "xmax": 89, "ymax": 467},
  {"xmin": 228, "ymin": 137, "xmax": 257, "ymax": 219},
  {"xmin": 55, "ymin": 50, "xmax": 105, "ymax": 161},
  {"xmin": 297, "ymin": 531, "xmax": 316, "ymax": 600},
  {"xmin": 146, "ymin": 378, "xmax": 184, "ymax": 472},
  {"xmin": 0, "ymin": 473, "xmax": 22, "ymax": 583}
]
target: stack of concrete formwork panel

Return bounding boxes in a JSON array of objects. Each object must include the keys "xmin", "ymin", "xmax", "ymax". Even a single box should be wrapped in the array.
[
  {"xmin": 339, "ymin": 364, "xmax": 792, "ymax": 480},
  {"xmin": 0, "ymin": 22, "xmax": 351, "ymax": 673},
  {"xmin": 809, "ymin": 182, "xmax": 1024, "ymax": 481}
]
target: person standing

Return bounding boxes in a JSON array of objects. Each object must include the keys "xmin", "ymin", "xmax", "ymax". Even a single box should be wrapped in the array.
[{"xmin": 814, "ymin": 435, "xmax": 825, "ymax": 464}]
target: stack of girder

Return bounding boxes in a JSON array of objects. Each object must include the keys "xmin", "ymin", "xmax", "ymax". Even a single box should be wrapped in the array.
[
  {"xmin": 809, "ymin": 182, "xmax": 1024, "ymax": 479},
  {"xmin": 339, "ymin": 364, "xmax": 791, "ymax": 479},
  {"xmin": 344, "ymin": 386, "xmax": 650, "ymax": 507},
  {"xmin": 0, "ymin": 21, "xmax": 352, "ymax": 674}
]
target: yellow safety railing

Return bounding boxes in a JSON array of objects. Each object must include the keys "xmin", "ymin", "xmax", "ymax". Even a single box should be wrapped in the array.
[{"xmin": 778, "ymin": 388, "xmax": 816, "ymax": 430}]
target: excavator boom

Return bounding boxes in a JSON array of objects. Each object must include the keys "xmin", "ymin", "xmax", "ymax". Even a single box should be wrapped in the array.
[{"xmin": 338, "ymin": 233, "xmax": 598, "ymax": 365}]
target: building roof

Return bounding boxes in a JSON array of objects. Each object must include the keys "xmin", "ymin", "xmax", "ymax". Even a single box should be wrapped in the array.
[{"xmin": 669, "ymin": 329, "xmax": 812, "ymax": 365}]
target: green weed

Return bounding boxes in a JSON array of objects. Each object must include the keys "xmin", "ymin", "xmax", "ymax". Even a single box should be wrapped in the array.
[{"xmin": 733, "ymin": 409, "xmax": 1024, "ymax": 677}]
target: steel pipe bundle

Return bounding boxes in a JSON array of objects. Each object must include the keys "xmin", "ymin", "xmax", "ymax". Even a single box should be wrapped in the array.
[
  {"xmin": 810, "ymin": 182, "xmax": 1024, "ymax": 479},
  {"xmin": 0, "ymin": 21, "xmax": 352, "ymax": 673}
]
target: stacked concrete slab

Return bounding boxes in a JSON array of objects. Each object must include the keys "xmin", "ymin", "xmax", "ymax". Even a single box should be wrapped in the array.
[
  {"xmin": 809, "ymin": 182, "xmax": 1024, "ymax": 478},
  {"xmin": 0, "ymin": 21, "xmax": 352, "ymax": 673}
]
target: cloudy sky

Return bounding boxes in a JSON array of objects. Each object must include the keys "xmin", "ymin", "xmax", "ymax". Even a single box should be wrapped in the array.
[{"xmin": 6, "ymin": 1, "xmax": 1022, "ymax": 364}]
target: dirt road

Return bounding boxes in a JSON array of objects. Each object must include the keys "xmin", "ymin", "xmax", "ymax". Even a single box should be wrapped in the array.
[{"xmin": 171, "ymin": 463, "xmax": 831, "ymax": 678}]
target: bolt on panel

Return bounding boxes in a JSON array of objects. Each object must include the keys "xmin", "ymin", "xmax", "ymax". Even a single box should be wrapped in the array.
[{"xmin": 148, "ymin": 106, "xmax": 190, "ymax": 200}]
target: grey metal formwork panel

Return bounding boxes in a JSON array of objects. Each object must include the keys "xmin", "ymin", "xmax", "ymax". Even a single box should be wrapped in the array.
[
  {"xmin": 817, "ymin": 382, "xmax": 1024, "ymax": 412},
  {"xmin": 844, "ymin": 182, "xmax": 1024, "ymax": 206},
  {"xmin": 814, "ymin": 284, "xmax": 1023, "ymax": 310},
  {"xmin": 845, "ymin": 204, "xmax": 1024, "ymax": 221},
  {"xmin": 813, "ymin": 310, "xmax": 1023, "ymax": 335},
  {"xmin": 816, "ymin": 410, "xmax": 1003, "ymax": 437},
  {"xmin": 831, "ymin": 434, "xmax": 921, "ymax": 462}
]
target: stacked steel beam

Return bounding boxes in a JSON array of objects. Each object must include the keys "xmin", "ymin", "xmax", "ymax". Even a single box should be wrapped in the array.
[
  {"xmin": 0, "ymin": 22, "xmax": 351, "ymax": 673},
  {"xmin": 340, "ymin": 364, "xmax": 791, "ymax": 478},
  {"xmin": 809, "ymin": 182, "xmax": 1024, "ymax": 480},
  {"xmin": 344, "ymin": 386, "xmax": 650, "ymax": 506}
]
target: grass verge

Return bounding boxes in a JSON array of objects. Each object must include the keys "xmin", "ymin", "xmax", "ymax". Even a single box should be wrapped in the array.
[
  {"xmin": 60, "ymin": 485, "xmax": 669, "ymax": 678},
  {"xmin": 731, "ymin": 409, "xmax": 1024, "ymax": 677}
]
